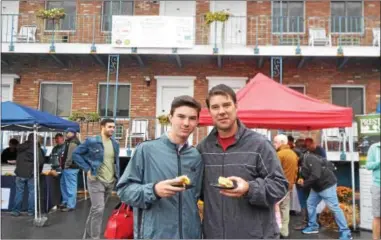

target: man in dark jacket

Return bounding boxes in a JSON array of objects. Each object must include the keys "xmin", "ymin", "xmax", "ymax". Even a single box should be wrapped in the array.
[
  {"xmin": 59, "ymin": 128, "xmax": 81, "ymax": 212},
  {"xmin": 299, "ymin": 152, "xmax": 353, "ymax": 240},
  {"xmin": 197, "ymin": 84, "xmax": 288, "ymax": 239},
  {"xmin": 11, "ymin": 133, "xmax": 45, "ymax": 217}
]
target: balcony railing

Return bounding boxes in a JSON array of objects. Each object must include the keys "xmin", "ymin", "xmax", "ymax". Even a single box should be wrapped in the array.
[{"xmin": 1, "ymin": 14, "xmax": 380, "ymax": 49}]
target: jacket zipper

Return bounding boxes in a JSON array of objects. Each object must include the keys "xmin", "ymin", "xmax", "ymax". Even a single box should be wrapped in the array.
[{"xmin": 177, "ymin": 152, "xmax": 183, "ymax": 239}]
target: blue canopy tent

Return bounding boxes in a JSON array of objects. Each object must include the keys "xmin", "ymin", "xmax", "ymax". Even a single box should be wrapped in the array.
[
  {"xmin": 1, "ymin": 101, "xmax": 80, "ymax": 132},
  {"xmin": 1, "ymin": 101, "xmax": 80, "ymax": 225}
]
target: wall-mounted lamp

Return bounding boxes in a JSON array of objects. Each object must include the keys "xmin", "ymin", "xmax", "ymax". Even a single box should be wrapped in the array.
[{"xmin": 144, "ymin": 76, "xmax": 151, "ymax": 87}]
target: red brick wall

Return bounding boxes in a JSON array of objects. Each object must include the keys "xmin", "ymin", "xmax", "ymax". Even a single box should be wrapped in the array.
[
  {"xmin": 16, "ymin": 1, "xmax": 380, "ymax": 45},
  {"xmin": 5, "ymin": 56, "xmax": 380, "ymax": 145}
]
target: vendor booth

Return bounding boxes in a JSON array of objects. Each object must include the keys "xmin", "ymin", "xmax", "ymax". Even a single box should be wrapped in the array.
[
  {"xmin": 198, "ymin": 73, "xmax": 358, "ymax": 228},
  {"xmin": 1, "ymin": 101, "xmax": 80, "ymax": 223}
]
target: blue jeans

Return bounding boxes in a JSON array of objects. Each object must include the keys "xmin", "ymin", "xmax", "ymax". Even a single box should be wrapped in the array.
[
  {"xmin": 307, "ymin": 184, "xmax": 351, "ymax": 234},
  {"xmin": 296, "ymin": 186, "xmax": 309, "ymax": 209},
  {"xmin": 12, "ymin": 177, "xmax": 34, "ymax": 214},
  {"xmin": 60, "ymin": 169, "xmax": 79, "ymax": 209}
]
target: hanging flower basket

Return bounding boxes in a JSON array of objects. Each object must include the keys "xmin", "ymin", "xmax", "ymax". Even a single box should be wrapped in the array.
[
  {"xmin": 157, "ymin": 114, "xmax": 170, "ymax": 126},
  {"xmin": 204, "ymin": 10, "xmax": 230, "ymax": 25},
  {"xmin": 68, "ymin": 112, "xmax": 100, "ymax": 123},
  {"xmin": 36, "ymin": 8, "xmax": 66, "ymax": 20}
]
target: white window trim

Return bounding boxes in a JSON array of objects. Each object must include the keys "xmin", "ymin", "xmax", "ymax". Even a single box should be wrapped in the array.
[
  {"xmin": 159, "ymin": 1, "xmax": 196, "ymax": 16},
  {"xmin": 331, "ymin": 84, "xmax": 366, "ymax": 115},
  {"xmin": 210, "ymin": 0, "xmax": 247, "ymax": 14},
  {"xmin": 97, "ymin": 82, "xmax": 132, "ymax": 120},
  {"xmin": 39, "ymin": 82, "xmax": 73, "ymax": 117},
  {"xmin": 271, "ymin": 0, "xmax": 306, "ymax": 35},
  {"xmin": 206, "ymin": 76, "xmax": 247, "ymax": 90},
  {"xmin": 101, "ymin": 0, "xmax": 135, "ymax": 33},
  {"xmin": 44, "ymin": 0, "xmax": 77, "ymax": 32},
  {"xmin": 329, "ymin": 0, "xmax": 365, "ymax": 35},
  {"xmin": 114, "ymin": 123, "xmax": 124, "ymax": 140},
  {"xmin": 287, "ymin": 84, "xmax": 306, "ymax": 94},
  {"xmin": 1, "ymin": 74, "xmax": 19, "ymax": 102}
]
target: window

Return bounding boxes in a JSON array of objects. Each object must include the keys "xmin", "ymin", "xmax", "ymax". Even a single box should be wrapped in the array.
[
  {"xmin": 98, "ymin": 84, "xmax": 131, "ymax": 118},
  {"xmin": 288, "ymin": 85, "xmax": 305, "ymax": 94},
  {"xmin": 102, "ymin": 1, "xmax": 134, "ymax": 32},
  {"xmin": 40, "ymin": 83, "xmax": 72, "ymax": 117},
  {"xmin": 272, "ymin": 1, "xmax": 304, "ymax": 33},
  {"xmin": 332, "ymin": 87, "xmax": 364, "ymax": 118},
  {"xmin": 331, "ymin": 1, "xmax": 363, "ymax": 33},
  {"xmin": 46, "ymin": 1, "xmax": 76, "ymax": 31},
  {"xmin": 115, "ymin": 124, "xmax": 124, "ymax": 139}
]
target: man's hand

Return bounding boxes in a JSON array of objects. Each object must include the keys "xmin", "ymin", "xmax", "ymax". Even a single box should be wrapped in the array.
[
  {"xmin": 154, "ymin": 177, "xmax": 186, "ymax": 198},
  {"xmin": 220, "ymin": 176, "xmax": 249, "ymax": 198}
]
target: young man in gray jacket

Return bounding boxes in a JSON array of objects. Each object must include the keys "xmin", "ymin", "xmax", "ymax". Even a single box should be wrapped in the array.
[
  {"xmin": 117, "ymin": 95, "xmax": 203, "ymax": 239},
  {"xmin": 197, "ymin": 84, "xmax": 288, "ymax": 239}
]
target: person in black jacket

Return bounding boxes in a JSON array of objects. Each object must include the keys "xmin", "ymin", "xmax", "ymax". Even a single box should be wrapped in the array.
[
  {"xmin": 59, "ymin": 128, "xmax": 81, "ymax": 212},
  {"xmin": 298, "ymin": 152, "xmax": 353, "ymax": 240},
  {"xmin": 1, "ymin": 138, "xmax": 19, "ymax": 164},
  {"xmin": 11, "ymin": 133, "xmax": 45, "ymax": 217}
]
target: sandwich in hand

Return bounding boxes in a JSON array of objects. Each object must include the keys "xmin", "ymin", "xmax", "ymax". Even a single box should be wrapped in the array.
[
  {"xmin": 218, "ymin": 176, "xmax": 234, "ymax": 188},
  {"xmin": 178, "ymin": 175, "xmax": 191, "ymax": 186}
]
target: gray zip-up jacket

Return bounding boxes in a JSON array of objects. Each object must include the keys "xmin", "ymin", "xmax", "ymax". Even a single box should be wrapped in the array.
[
  {"xmin": 116, "ymin": 134, "xmax": 203, "ymax": 239},
  {"xmin": 197, "ymin": 121, "xmax": 288, "ymax": 239}
]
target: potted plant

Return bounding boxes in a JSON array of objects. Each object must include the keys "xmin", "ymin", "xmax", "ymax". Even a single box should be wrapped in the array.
[
  {"xmin": 157, "ymin": 114, "xmax": 170, "ymax": 126},
  {"xmin": 36, "ymin": 8, "xmax": 66, "ymax": 21},
  {"xmin": 204, "ymin": 10, "xmax": 231, "ymax": 25},
  {"xmin": 69, "ymin": 111, "xmax": 101, "ymax": 140},
  {"xmin": 204, "ymin": 10, "xmax": 231, "ymax": 48}
]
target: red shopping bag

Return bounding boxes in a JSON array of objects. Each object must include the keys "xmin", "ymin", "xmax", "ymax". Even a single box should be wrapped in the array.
[{"xmin": 104, "ymin": 202, "xmax": 134, "ymax": 239}]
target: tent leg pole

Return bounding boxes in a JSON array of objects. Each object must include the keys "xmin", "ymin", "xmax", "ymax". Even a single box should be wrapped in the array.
[
  {"xmin": 33, "ymin": 126, "xmax": 38, "ymax": 221},
  {"xmin": 349, "ymin": 126, "xmax": 357, "ymax": 231}
]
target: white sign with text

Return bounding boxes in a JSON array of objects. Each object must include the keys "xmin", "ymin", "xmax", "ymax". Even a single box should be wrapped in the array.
[{"xmin": 112, "ymin": 16, "xmax": 194, "ymax": 48}]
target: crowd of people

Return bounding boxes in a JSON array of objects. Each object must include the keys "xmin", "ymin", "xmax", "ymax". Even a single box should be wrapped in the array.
[{"xmin": 2, "ymin": 84, "xmax": 380, "ymax": 240}]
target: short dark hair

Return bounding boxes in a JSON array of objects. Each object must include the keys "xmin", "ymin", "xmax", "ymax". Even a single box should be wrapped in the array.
[
  {"xmin": 170, "ymin": 95, "xmax": 201, "ymax": 117},
  {"xmin": 206, "ymin": 84, "xmax": 237, "ymax": 108},
  {"xmin": 305, "ymin": 137, "xmax": 314, "ymax": 143},
  {"xmin": 287, "ymin": 135, "xmax": 294, "ymax": 142},
  {"xmin": 55, "ymin": 133, "xmax": 64, "ymax": 138},
  {"xmin": 100, "ymin": 118, "xmax": 115, "ymax": 127},
  {"xmin": 9, "ymin": 138, "xmax": 19, "ymax": 145}
]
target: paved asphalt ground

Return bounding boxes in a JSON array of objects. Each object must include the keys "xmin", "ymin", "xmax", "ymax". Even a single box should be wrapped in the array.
[{"xmin": 1, "ymin": 196, "xmax": 373, "ymax": 239}]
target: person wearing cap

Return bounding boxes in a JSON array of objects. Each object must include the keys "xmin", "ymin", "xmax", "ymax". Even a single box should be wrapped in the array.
[{"xmin": 59, "ymin": 128, "xmax": 81, "ymax": 212}]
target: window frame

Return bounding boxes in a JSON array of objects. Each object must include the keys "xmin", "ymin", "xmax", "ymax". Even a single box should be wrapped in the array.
[
  {"xmin": 271, "ymin": 0, "xmax": 306, "ymax": 35},
  {"xmin": 39, "ymin": 82, "xmax": 73, "ymax": 118},
  {"xmin": 101, "ymin": 0, "xmax": 135, "ymax": 33},
  {"xmin": 97, "ymin": 82, "xmax": 132, "ymax": 119},
  {"xmin": 44, "ymin": 0, "xmax": 77, "ymax": 32},
  {"xmin": 330, "ymin": 0, "xmax": 364, "ymax": 35},
  {"xmin": 331, "ymin": 85, "xmax": 366, "ymax": 117},
  {"xmin": 287, "ymin": 84, "xmax": 306, "ymax": 94}
]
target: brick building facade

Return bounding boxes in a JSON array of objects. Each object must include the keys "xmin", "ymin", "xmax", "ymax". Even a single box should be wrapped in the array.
[{"xmin": 1, "ymin": 0, "xmax": 380, "ymax": 147}]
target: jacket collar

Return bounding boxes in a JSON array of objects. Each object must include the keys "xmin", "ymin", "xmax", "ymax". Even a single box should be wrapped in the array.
[
  {"xmin": 161, "ymin": 133, "xmax": 190, "ymax": 152},
  {"xmin": 208, "ymin": 119, "xmax": 247, "ymax": 146},
  {"xmin": 277, "ymin": 144, "xmax": 290, "ymax": 151}
]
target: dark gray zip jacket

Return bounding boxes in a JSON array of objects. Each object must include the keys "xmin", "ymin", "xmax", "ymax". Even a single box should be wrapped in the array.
[
  {"xmin": 197, "ymin": 121, "xmax": 288, "ymax": 239},
  {"xmin": 116, "ymin": 134, "xmax": 203, "ymax": 239}
]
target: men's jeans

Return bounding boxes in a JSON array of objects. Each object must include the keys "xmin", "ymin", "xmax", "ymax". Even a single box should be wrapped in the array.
[
  {"xmin": 12, "ymin": 177, "xmax": 34, "ymax": 214},
  {"xmin": 296, "ymin": 185, "xmax": 309, "ymax": 209},
  {"xmin": 307, "ymin": 184, "xmax": 351, "ymax": 235},
  {"xmin": 280, "ymin": 191, "xmax": 291, "ymax": 237},
  {"xmin": 83, "ymin": 176, "xmax": 114, "ymax": 239},
  {"xmin": 61, "ymin": 169, "xmax": 79, "ymax": 209}
]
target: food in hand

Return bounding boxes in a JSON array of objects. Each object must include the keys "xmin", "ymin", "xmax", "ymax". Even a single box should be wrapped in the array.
[
  {"xmin": 297, "ymin": 178, "xmax": 304, "ymax": 185},
  {"xmin": 218, "ymin": 176, "xmax": 234, "ymax": 188},
  {"xmin": 179, "ymin": 175, "xmax": 191, "ymax": 185}
]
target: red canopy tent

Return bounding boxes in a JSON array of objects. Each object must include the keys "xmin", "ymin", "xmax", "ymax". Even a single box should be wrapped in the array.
[{"xmin": 198, "ymin": 73, "xmax": 353, "ymax": 130}]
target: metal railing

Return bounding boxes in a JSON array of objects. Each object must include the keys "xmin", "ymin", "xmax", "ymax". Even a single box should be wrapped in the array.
[{"xmin": 1, "ymin": 14, "xmax": 380, "ymax": 49}]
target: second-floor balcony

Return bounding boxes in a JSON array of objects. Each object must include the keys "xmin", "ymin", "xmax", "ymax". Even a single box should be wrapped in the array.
[{"xmin": 1, "ymin": 14, "xmax": 380, "ymax": 55}]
